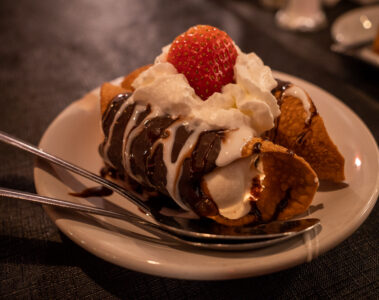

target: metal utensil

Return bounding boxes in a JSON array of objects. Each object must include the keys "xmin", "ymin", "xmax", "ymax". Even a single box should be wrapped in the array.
[
  {"xmin": 0, "ymin": 130, "xmax": 320, "ymax": 241},
  {"xmin": 0, "ymin": 187, "xmax": 320, "ymax": 251}
]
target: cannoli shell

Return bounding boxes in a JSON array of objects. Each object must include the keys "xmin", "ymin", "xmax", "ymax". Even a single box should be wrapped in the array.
[
  {"xmin": 100, "ymin": 83, "xmax": 127, "ymax": 115},
  {"xmin": 210, "ymin": 138, "xmax": 318, "ymax": 225},
  {"xmin": 270, "ymin": 92, "xmax": 345, "ymax": 182},
  {"xmin": 120, "ymin": 64, "xmax": 152, "ymax": 90},
  {"xmin": 100, "ymin": 65, "xmax": 151, "ymax": 115}
]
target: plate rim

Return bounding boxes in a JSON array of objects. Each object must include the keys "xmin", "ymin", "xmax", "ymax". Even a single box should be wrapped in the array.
[{"xmin": 34, "ymin": 71, "xmax": 379, "ymax": 280}]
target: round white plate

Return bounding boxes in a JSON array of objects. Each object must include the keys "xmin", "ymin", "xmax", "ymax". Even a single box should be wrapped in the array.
[
  {"xmin": 331, "ymin": 5, "xmax": 379, "ymax": 46},
  {"xmin": 34, "ymin": 72, "xmax": 379, "ymax": 280},
  {"xmin": 331, "ymin": 5, "xmax": 379, "ymax": 67}
]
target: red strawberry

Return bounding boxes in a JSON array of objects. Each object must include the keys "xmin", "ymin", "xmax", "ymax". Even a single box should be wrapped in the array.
[{"xmin": 167, "ymin": 25, "xmax": 238, "ymax": 100}]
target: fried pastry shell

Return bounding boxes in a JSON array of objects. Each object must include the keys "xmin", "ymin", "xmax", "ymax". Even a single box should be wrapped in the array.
[{"xmin": 269, "ymin": 87, "xmax": 345, "ymax": 182}]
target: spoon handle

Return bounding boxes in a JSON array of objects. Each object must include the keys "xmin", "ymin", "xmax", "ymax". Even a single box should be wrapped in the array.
[
  {"xmin": 0, "ymin": 187, "xmax": 167, "ymax": 235},
  {"xmin": 0, "ymin": 131, "xmax": 151, "ymax": 213},
  {"xmin": 0, "ymin": 187, "xmax": 310, "ymax": 251}
]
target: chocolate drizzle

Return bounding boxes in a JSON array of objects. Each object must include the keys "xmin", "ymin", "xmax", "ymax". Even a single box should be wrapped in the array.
[
  {"xmin": 295, "ymin": 131, "xmax": 308, "ymax": 145},
  {"xmin": 102, "ymin": 93, "xmax": 131, "ymax": 136},
  {"xmin": 271, "ymin": 79, "xmax": 291, "ymax": 105},
  {"xmin": 99, "ymin": 93, "xmax": 133, "ymax": 163},
  {"xmin": 250, "ymin": 202, "xmax": 262, "ymax": 221},
  {"xmin": 107, "ymin": 103, "xmax": 136, "ymax": 171},
  {"xmin": 146, "ymin": 143, "xmax": 168, "ymax": 193},
  {"xmin": 171, "ymin": 125, "xmax": 193, "ymax": 163},
  {"xmin": 272, "ymin": 188, "xmax": 291, "ymax": 220},
  {"xmin": 69, "ymin": 186, "xmax": 113, "ymax": 198},
  {"xmin": 178, "ymin": 130, "xmax": 224, "ymax": 217},
  {"xmin": 129, "ymin": 115, "xmax": 176, "ymax": 189},
  {"xmin": 253, "ymin": 142, "xmax": 262, "ymax": 154}
]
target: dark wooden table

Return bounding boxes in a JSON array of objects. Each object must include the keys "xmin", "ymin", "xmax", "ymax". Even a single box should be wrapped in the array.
[{"xmin": 0, "ymin": 0, "xmax": 378, "ymax": 299}]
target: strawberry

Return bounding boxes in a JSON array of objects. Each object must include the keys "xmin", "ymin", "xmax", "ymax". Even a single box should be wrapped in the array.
[{"xmin": 167, "ymin": 25, "xmax": 237, "ymax": 100}]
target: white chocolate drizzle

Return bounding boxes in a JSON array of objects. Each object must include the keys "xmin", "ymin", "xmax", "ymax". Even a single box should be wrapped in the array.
[
  {"xmin": 102, "ymin": 98, "xmax": 133, "ymax": 168},
  {"xmin": 283, "ymin": 86, "xmax": 311, "ymax": 122}
]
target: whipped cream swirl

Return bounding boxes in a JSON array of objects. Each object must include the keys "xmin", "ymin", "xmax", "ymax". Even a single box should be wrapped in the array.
[{"xmin": 132, "ymin": 45, "xmax": 280, "ymax": 138}]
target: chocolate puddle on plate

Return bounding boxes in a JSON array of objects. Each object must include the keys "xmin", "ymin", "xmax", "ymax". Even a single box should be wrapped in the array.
[{"xmin": 69, "ymin": 186, "xmax": 113, "ymax": 198}]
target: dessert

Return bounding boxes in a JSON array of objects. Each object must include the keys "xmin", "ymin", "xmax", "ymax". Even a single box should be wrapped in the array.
[{"xmin": 98, "ymin": 25, "xmax": 344, "ymax": 226}]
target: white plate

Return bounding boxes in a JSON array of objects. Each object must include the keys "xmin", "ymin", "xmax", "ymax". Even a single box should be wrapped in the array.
[
  {"xmin": 331, "ymin": 5, "xmax": 379, "ymax": 45},
  {"xmin": 331, "ymin": 5, "xmax": 379, "ymax": 67},
  {"xmin": 34, "ymin": 72, "xmax": 379, "ymax": 280}
]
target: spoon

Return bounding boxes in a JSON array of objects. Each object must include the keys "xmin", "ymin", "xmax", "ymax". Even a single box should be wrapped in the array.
[
  {"xmin": 0, "ymin": 187, "xmax": 320, "ymax": 251},
  {"xmin": 0, "ymin": 130, "xmax": 320, "ymax": 241}
]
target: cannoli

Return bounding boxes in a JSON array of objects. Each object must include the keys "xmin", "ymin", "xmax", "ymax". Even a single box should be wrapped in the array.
[{"xmin": 97, "ymin": 25, "xmax": 342, "ymax": 226}]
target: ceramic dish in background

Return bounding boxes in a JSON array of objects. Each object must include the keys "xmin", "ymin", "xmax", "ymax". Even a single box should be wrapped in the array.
[
  {"xmin": 331, "ymin": 5, "xmax": 379, "ymax": 67},
  {"xmin": 34, "ymin": 72, "xmax": 379, "ymax": 280},
  {"xmin": 331, "ymin": 5, "xmax": 379, "ymax": 45}
]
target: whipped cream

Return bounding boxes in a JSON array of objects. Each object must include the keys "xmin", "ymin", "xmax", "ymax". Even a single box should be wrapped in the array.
[
  {"xmin": 203, "ymin": 156, "xmax": 262, "ymax": 219},
  {"xmin": 132, "ymin": 46, "xmax": 280, "ymax": 137}
]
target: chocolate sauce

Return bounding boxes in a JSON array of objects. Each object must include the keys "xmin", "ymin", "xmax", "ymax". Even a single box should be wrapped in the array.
[
  {"xmin": 146, "ymin": 143, "xmax": 168, "ymax": 194},
  {"xmin": 272, "ymin": 188, "xmax": 291, "ymax": 220},
  {"xmin": 178, "ymin": 130, "xmax": 224, "ymax": 217},
  {"xmin": 192, "ymin": 130, "xmax": 224, "ymax": 173},
  {"xmin": 171, "ymin": 125, "xmax": 193, "ymax": 163},
  {"xmin": 69, "ymin": 186, "xmax": 113, "ymax": 198},
  {"xmin": 129, "ymin": 115, "xmax": 176, "ymax": 187},
  {"xmin": 249, "ymin": 202, "xmax": 262, "ymax": 221},
  {"xmin": 295, "ymin": 131, "xmax": 308, "ymax": 145},
  {"xmin": 253, "ymin": 142, "xmax": 262, "ymax": 154},
  {"xmin": 99, "ymin": 93, "xmax": 133, "ymax": 165},
  {"xmin": 102, "ymin": 93, "xmax": 131, "ymax": 136},
  {"xmin": 107, "ymin": 103, "xmax": 136, "ymax": 171},
  {"xmin": 271, "ymin": 78, "xmax": 291, "ymax": 105}
]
